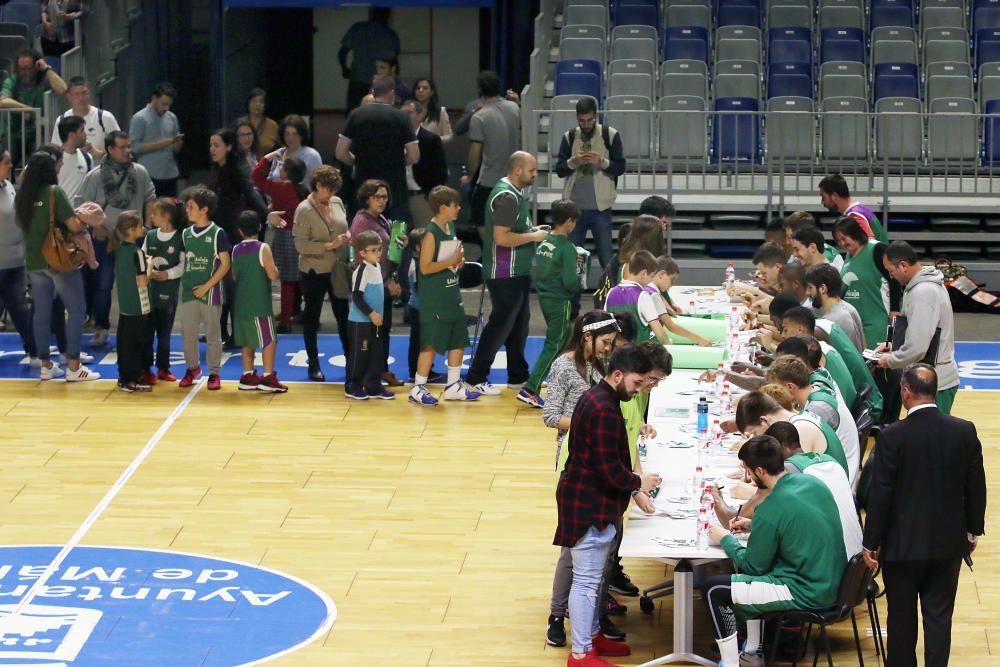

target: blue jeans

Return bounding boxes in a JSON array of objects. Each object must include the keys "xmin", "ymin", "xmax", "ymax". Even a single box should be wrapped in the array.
[
  {"xmin": 29, "ymin": 269, "xmax": 86, "ymax": 362},
  {"xmin": 0, "ymin": 266, "xmax": 36, "ymax": 357},
  {"xmin": 569, "ymin": 208, "xmax": 614, "ymax": 270},
  {"xmin": 83, "ymin": 238, "xmax": 115, "ymax": 329},
  {"xmin": 569, "ymin": 523, "xmax": 618, "ymax": 654}
]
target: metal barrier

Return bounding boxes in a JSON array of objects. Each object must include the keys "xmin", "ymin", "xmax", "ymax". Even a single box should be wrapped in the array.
[
  {"xmin": 530, "ymin": 106, "xmax": 1000, "ymax": 214},
  {"xmin": 0, "ymin": 108, "xmax": 47, "ymax": 164}
]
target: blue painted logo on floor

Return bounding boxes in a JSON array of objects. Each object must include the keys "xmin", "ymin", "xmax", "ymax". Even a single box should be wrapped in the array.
[
  {"xmin": 0, "ymin": 333, "xmax": 998, "ymax": 389},
  {"xmin": 0, "ymin": 545, "xmax": 334, "ymax": 665}
]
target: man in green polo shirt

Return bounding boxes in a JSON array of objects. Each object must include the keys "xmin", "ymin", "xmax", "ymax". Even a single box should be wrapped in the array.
[{"xmin": 1, "ymin": 49, "xmax": 68, "ymax": 162}]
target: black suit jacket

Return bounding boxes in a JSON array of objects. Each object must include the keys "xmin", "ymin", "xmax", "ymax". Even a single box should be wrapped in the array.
[
  {"xmin": 863, "ymin": 406, "xmax": 987, "ymax": 561},
  {"xmin": 412, "ymin": 126, "xmax": 448, "ymax": 196}
]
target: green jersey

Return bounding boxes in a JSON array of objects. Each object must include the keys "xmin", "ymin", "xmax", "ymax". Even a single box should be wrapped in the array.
[
  {"xmin": 181, "ymin": 223, "xmax": 230, "ymax": 305},
  {"xmin": 791, "ymin": 411, "xmax": 849, "ymax": 477},
  {"xmin": 621, "ymin": 392, "xmax": 650, "ymax": 467},
  {"xmin": 483, "ymin": 178, "xmax": 534, "ymax": 279},
  {"xmin": 721, "ymin": 473, "xmax": 846, "ymax": 610},
  {"xmin": 817, "ymin": 342, "xmax": 857, "ymax": 408},
  {"xmin": 840, "ymin": 240, "xmax": 889, "ymax": 348},
  {"xmin": 533, "ymin": 232, "xmax": 579, "ymax": 300},
  {"xmin": 231, "ymin": 240, "xmax": 272, "ymax": 318},
  {"xmin": 114, "ymin": 242, "xmax": 151, "ymax": 316},
  {"xmin": 817, "ymin": 318, "xmax": 883, "ymax": 417},
  {"xmin": 24, "ymin": 185, "xmax": 75, "ymax": 272},
  {"xmin": 144, "ymin": 228, "xmax": 184, "ymax": 309},
  {"xmin": 419, "ymin": 220, "xmax": 464, "ymax": 321}
]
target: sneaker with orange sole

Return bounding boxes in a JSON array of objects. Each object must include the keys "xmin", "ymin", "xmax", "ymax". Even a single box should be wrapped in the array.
[{"xmin": 157, "ymin": 369, "xmax": 177, "ymax": 382}]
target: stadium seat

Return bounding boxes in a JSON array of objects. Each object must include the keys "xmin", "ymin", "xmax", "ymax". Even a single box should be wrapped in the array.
[
  {"xmin": 0, "ymin": 22, "xmax": 29, "ymax": 41},
  {"xmin": 562, "ymin": 24, "xmax": 606, "ymax": 43},
  {"xmin": 821, "ymin": 96, "xmax": 870, "ymax": 160},
  {"xmin": 612, "ymin": 37, "xmax": 658, "ymax": 63},
  {"xmin": 871, "ymin": 27, "xmax": 918, "ymax": 66},
  {"xmin": 560, "ymin": 37, "xmax": 605, "ymax": 63},
  {"xmin": 660, "ymin": 59, "xmax": 710, "ymax": 99},
  {"xmin": 609, "ymin": 58, "xmax": 656, "ymax": 78},
  {"xmin": 608, "ymin": 71, "xmax": 655, "ymax": 99},
  {"xmin": 926, "ymin": 62, "xmax": 974, "ymax": 106},
  {"xmin": 658, "ymin": 95, "xmax": 709, "ymax": 163},
  {"xmin": 548, "ymin": 94, "xmax": 599, "ymax": 157},
  {"xmin": 663, "ymin": 26, "xmax": 710, "ymax": 63},
  {"xmin": 665, "ymin": 4, "xmax": 712, "ymax": 30},
  {"xmin": 717, "ymin": 3, "xmax": 762, "ymax": 28},
  {"xmin": 873, "ymin": 63, "xmax": 920, "ymax": 103},
  {"xmin": 766, "ymin": 96, "xmax": 816, "ymax": 163},
  {"xmin": 928, "ymin": 97, "xmax": 979, "ymax": 163},
  {"xmin": 606, "ymin": 94, "xmax": 653, "ymax": 158},
  {"xmin": 820, "ymin": 61, "xmax": 868, "ymax": 100},
  {"xmin": 819, "ymin": 3, "xmax": 864, "ymax": 31},
  {"xmin": 565, "ymin": 4, "xmax": 609, "ymax": 33},
  {"xmin": 768, "ymin": 62, "xmax": 813, "ymax": 98},
  {"xmin": 554, "ymin": 59, "xmax": 603, "ymax": 98},
  {"xmin": 870, "ymin": 0, "xmax": 915, "ymax": 29},
  {"xmin": 875, "ymin": 97, "xmax": 923, "ymax": 161},
  {"xmin": 979, "ymin": 65, "xmax": 1000, "ymax": 107},
  {"xmin": 717, "ymin": 25, "xmax": 762, "ymax": 63},
  {"xmin": 924, "ymin": 28, "xmax": 971, "ymax": 69},
  {"xmin": 711, "ymin": 96, "xmax": 761, "ymax": 163},
  {"xmin": 768, "ymin": 27, "xmax": 812, "ymax": 67},
  {"xmin": 611, "ymin": 24, "xmax": 657, "ymax": 44},
  {"xmin": 977, "ymin": 29, "xmax": 1000, "ymax": 68},
  {"xmin": 923, "ymin": 6, "xmax": 967, "ymax": 36},
  {"xmin": 981, "ymin": 98, "xmax": 1000, "ymax": 165},
  {"xmin": 0, "ymin": 2, "xmax": 38, "ymax": 33},
  {"xmin": 821, "ymin": 28, "xmax": 866, "ymax": 63},
  {"xmin": 974, "ymin": 4, "xmax": 1000, "ymax": 38},
  {"xmin": 767, "ymin": 4, "xmax": 813, "ymax": 30},
  {"xmin": 714, "ymin": 60, "xmax": 762, "ymax": 99},
  {"xmin": 614, "ymin": 2, "xmax": 659, "ymax": 28}
]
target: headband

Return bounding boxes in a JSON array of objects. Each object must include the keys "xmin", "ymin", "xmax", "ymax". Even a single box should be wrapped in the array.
[{"xmin": 582, "ymin": 318, "xmax": 620, "ymax": 333}]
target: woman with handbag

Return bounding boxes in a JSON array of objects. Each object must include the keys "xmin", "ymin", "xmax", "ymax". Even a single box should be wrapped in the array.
[
  {"xmin": 15, "ymin": 151, "xmax": 99, "ymax": 381},
  {"xmin": 293, "ymin": 165, "xmax": 351, "ymax": 382}
]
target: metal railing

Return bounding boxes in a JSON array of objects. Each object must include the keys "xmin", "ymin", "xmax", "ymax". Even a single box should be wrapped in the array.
[
  {"xmin": 529, "ymin": 106, "xmax": 1000, "ymax": 214},
  {"xmin": 0, "ymin": 108, "xmax": 47, "ymax": 163}
]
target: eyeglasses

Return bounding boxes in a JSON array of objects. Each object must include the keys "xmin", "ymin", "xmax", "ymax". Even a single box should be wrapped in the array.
[
  {"xmin": 370, "ymin": 194, "xmax": 389, "ymax": 200},
  {"xmin": 645, "ymin": 375, "xmax": 665, "ymax": 386}
]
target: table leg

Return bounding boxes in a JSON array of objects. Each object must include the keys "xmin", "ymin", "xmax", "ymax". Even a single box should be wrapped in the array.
[{"xmin": 635, "ymin": 560, "xmax": 717, "ymax": 667}]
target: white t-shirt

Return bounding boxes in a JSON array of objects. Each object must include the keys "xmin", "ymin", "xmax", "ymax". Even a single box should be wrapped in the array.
[
  {"xmin": 51, "ymin": 106, "xmax": 121, "ymax": 153},
  {"xmin": 636, "ymin": 285, "xmax": 668, "ymax": 327},
  {"xmin": 58, "ymin": 148, "xmax": 91, "ymax": 201}
]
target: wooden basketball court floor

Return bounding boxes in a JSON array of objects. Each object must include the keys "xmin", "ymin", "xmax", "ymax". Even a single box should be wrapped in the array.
[{"xmin": 0, "ymin": 379, "xmax": 995, "ymax": 666}]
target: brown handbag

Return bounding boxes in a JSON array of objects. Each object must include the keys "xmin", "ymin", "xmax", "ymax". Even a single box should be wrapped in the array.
[{"xmin": 41, "ymin": 187, "xmax": 84, "ymax": 272}]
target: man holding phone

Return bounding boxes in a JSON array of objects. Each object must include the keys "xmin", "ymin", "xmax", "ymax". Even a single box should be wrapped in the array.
[
  {"xmin": 129, "ymin": 81, "xmax": 182, "ymax": 197},
  {"xmin": 554, "ymin": 96, "xmax": 626, "ymax": 271}
]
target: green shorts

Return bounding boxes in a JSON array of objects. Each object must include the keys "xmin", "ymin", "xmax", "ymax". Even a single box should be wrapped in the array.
[
  {"xmin": 419, "ymin": 315, "xmax": 469, "ymax": 354},
  {"xmin": 234, "ymin": 315, "xmax": 276, "ymax": 350}
]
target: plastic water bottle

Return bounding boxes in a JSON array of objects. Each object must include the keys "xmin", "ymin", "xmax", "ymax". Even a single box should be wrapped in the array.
[
  {"xmin": 721, "ymin": 388, "xmax": 733, "ymax": 417},
  {"xmin": 725, "ymin": 262, "xmax": 736, "ymax": 287},
  {"xmin": 693, "ymin": 466, "xmax": 705, "ymax": 508},
  {"xmin": 688, "ymin": 299, "xmax": 697, "ymax": 314},
  {"xmin": 729, "ymin": 332, "xmax": 740, "ymax": 360},
  {"xmin": 728, "ymin": 305, "xmax": 740, "ymax": 332},
  {"xmin": 697, "ymin": 508, "xmax": 709, "ymax": 550},
  {"xmin": 638, "ymin": 436, "xmax": 647, "ymax": 463},
  {"xmin": 702, "ymin": 483, "xmax": 714, "ymax": 512},
  {"xmin": 714, "ymin": 362, "xmax": 726, "ymax": 397},
  {"xmin": 697, "ymin": 396, "xmax": 709, "ymax": 435}
]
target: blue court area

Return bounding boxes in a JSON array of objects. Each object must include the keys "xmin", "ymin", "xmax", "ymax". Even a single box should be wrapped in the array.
[{"xmin": 0, "ymin": 333, "xmax": 999, "ymax": 389}]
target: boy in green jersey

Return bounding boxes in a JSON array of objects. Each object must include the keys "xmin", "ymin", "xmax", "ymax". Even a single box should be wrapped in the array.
[
  {"xmin": 109, "ymin": 211, "xmax": 153, "ymax": 393},
  {"xmin": 231, "ymin": 212, "xmax": 286, "ymax": 393},
  {"xmin": 518, "ymin": 199, "xmax": 581, "ymax": 409},
  {"xmin": 409, "ymin": 186, "xmax": 480, "ymax": 406}
]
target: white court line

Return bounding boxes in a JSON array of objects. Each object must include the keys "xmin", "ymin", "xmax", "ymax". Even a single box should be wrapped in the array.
[{"xmin": 11, "ymin": 377, "xmax": 206, "ymax": 615}]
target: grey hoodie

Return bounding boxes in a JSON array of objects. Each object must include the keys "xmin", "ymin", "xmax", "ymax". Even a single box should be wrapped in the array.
[{"xmin": 888, "ymin": 266, "xmax": 959, "ymax": 390}]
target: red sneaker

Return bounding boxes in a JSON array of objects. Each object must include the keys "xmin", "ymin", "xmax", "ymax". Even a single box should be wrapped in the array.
[
  {"xmin": 157, "ymin": 369, "xmax": 177, "ymax": 382},
  {"xmin": 207, "ymin": 374, "xmax": 222, "ymax": 391},
  {"xmin": 606, "ymin": 596, "xmax": 627, "ymax": 616},
  {"xmin": 179, "ymin": 367, "xmax": 201, "ymax": 387},
  {"xmin": 142, "ymin": 370, "xmax": 157, "ymax": 386},
  {"xmin": 238, "ymin": 372, "xmax": 261, "ymax": 391},
  {"xmin": 257, "ymin": 372, "xmax": 288, "ymax": 393},
  {"xmin": 591, "ymin": 633, "xmax": 631, "ymax": 657},
  {"xmin": 567, "ymin": 648, "xmax": 620, "ymax": 666}
]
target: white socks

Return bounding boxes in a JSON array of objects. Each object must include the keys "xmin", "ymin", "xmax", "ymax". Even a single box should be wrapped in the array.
[
  {"xmin": 744, "ymin": 619, "xmax": 762, "ymax": 654},
  {"xmin": 447, "ymin": 365, "xmax": 461, "ymax": 386},
  {"xmin": 415, "ymin": 373, "xmax": 428, "ymax": 386},
  {"xmin": 717, "ymin": 632, "xmax": 739, "ymax": 667}
]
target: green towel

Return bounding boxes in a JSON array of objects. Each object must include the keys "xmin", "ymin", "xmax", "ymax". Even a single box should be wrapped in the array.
[
  {"xmin": 663, "ymin": 344, "xmax": 729, "ymax": 369},
  {"xmin": 668, "ymin": 315, "xmax": 729, "ymax": 346}
]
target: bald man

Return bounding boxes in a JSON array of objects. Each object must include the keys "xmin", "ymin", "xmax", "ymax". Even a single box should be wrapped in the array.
[{"xmin": 464, "ymin": 152, "xmax": 548, "ymax": 396}]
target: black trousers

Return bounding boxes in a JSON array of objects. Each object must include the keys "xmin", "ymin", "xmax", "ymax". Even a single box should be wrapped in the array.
[
  {"xmin": 150, "ymin": 305, "xmax": 177, "ymax": 371},
  {"xmin": 300, "ymin": 270, "xmax": 350, "ymax": 362},
  {"xmin": 469, "ymin": 184, "xmax": 492, "ymax": 228},
  {"xmin": 465, "ymin": 276, "xmax": 531, "ymax": 386},
  {"xmin": 405, "ymin": 305, "xmax": 421, "ymax": 379},
  {"xmin": 117, "ymin": 313, "xmax": 152, "ymax": 384},
  {"xmin": 882, "ymin": 558, "xmax": 962, "ymax": 667},
  {"xmin": 380, "ymin": 286, "xmax": 394, "ymax": 368},
  {"xmin": 346, "ymin": 321, "xmax": 383, "ymax": 391}
]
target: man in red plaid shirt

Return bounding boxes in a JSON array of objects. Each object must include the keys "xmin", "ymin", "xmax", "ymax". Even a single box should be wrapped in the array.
[{"xmin": 555, "ymin": 343, "xmax": 662, "ymax": 666}]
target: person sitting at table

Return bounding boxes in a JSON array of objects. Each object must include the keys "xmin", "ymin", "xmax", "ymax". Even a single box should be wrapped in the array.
[
  {"xmin": 728, "ymin": 241, "xmax": 787, "ymax": 306},
  {"xmin": 554, "ymin": 344, "xmax": 662, "ymax": 666},
  {"xmin": 777, "ymin": 262, "xmax": 810, "ymax": 307},
  {"xmin": 765, "ymin": 354, "xmax": 858, "ymax": 482},
  {"xmin": 646, "ymin": 255, "xmax": 713, "ymax": 346},
  {"xmin": 603, "ymin": 250, "xmax": 658, "ymax": 342},
  {"xmin": 702, "ymin": 435, "xmax": 846, "ymax": 667}
]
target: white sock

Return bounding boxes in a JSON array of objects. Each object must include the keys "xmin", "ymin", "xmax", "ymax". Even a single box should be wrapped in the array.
[
  {"xmin": 717, "ymin": 632, "xmax": 739, "ymax": 667},
  {"xmin": 415, "ymin": 373, "xmax": 428, "ymax": 386},
  {"xmin": 447, "ymin": 365, "xmax": 461, "ymax": 386},
  {"xmin": 744, "ymin": 619, "xmax": 762, "ymax": 654}
]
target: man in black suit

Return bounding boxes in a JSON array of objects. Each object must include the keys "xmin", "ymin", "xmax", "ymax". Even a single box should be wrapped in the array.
[
  {"xmin": 862, "ymin": 363, "xmax": 987, "ymax": 667},
  {"xmin": 401, "ymin": 98, "xmax": 448, "ymax": 229}
]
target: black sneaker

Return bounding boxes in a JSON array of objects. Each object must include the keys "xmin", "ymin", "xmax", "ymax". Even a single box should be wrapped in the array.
[
  {"xmin": 546, "ymin": 614, "xmax": 566, "ymax": 647},
  {"xmin": 609, "ymin": 569, "xmax": 640, "ymax": 597},
  {"xmin": 599, "ymin": 614, "xmax": 626, "ymax": 641}
]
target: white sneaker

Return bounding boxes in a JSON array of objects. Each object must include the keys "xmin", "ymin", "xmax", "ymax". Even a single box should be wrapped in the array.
[
  {"xmin": 443, "ymin": 381, "xmax": 481, "ymax": 401},
  {"xmin": 472, "ymin": 380, "xmax": 501, "ymax": 396},
  {"xmin": 60, "ymin": 352, "xmax": 95, "ymax": 364},
  {"xmin": 89, "ymin": 329, "xmax": 109, "ymax": 348},
  {"xmin": 40, "ymin": 363, "xmax": 65, "ymax": 380},
  {"xmin": 65, "ymin": 365, "xmax": 101, "ymax": 382}
]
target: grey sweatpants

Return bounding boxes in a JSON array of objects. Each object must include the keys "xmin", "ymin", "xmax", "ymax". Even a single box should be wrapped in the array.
[{"xmin": 179, "ymin": 299, "xmax": 222, "ymax": 374}]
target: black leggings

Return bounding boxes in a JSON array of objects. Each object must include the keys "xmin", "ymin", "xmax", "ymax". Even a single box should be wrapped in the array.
[{"xmin": 300, "ymin": 270, "xmax": 350, "ymax": 362}]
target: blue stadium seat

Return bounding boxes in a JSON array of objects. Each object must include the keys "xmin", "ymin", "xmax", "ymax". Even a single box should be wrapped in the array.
[
  {"xmin": 718, "ymin": 3, "xmax": 762, "ymax": 29},
  {"xmin": 975, "ymin": 5, "xmax": 1000, "ymax": 40},
  {"xmin": 615, "ymin": 2, "xmax": 659, "ymax": 28},
  {"xmin": 554, "ymin": 59, "xmax": 603, "ymax": 99},
  {"xmin": 821, "ymin": 28, "xmax": 866, "ymax": 63},
  {"xmin": 870, "ymin": 0, "xmax": 914, "ymax": 29},
  {"xmin": 981, "ymin": 98, "xmax": 1000, "ymax": 165},
  {"xmin": 711, "ymin": 97, "xmax": 761, "ymax": 163},
  {"xmin": 769, "ymin": 27, "xmax": 812, "ymax": 67},
  {"xmin": 873, "ymin": 62, "xmax": 920, "ymax": 103},
  {"xmin": 768, "ymin": 62, "xmax": 813, "ymax": 98},
  {"xmin": 978, "ymin": 30, "xmax": 1000, "ymax": 68},
  {"xmin": 0, "ymin": 2, "xmax": 39, "ymax": 32},
  {"xmin": 663, "ymin": 26, "xmax": 710, "ymax": 63}
]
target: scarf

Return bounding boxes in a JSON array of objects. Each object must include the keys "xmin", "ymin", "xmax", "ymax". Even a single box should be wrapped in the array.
[{"xmin": 100, "ymin": 158, "xmax": 138, "ymax": 210}]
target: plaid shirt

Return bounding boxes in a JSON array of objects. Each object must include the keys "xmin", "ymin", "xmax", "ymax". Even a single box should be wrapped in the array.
[{"xmin": 554, "ymin": 379, "xmax": 641, "ymax": 547}]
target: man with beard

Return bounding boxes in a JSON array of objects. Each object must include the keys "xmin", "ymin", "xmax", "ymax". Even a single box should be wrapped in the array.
[
  {"xmin": 804, "ymin": 264, "xmax": 865, "ymax": 351},
  {"xmin": 818, "ymin": 174, "xmax": 888, "ymax": 243},
  {"xmin": 702, "ymin": 434, "xmax": 846, "ymax": 667},
  {"xmin": 554, "ymin": 344, "xmax": 662, "ymax": 666}
]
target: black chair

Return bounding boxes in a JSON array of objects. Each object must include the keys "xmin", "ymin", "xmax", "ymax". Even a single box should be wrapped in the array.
[
  {"xmin": 851, "ymin": 383, "xmax": 873, "ymax": 420},
  {"xmin": 866, "ymin": 567, "xmax": 887, "ymax": 660},
  {"xmin": 855, "ymin": 407, "xmax": 875, "ymax": 465},
  {"xmin": 763, "ymin": 553, "xmax": 875, "ymax": 666},
  {"xmin": 458, "ymin": 261, "xmax": 486, "ymax": 357}
]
